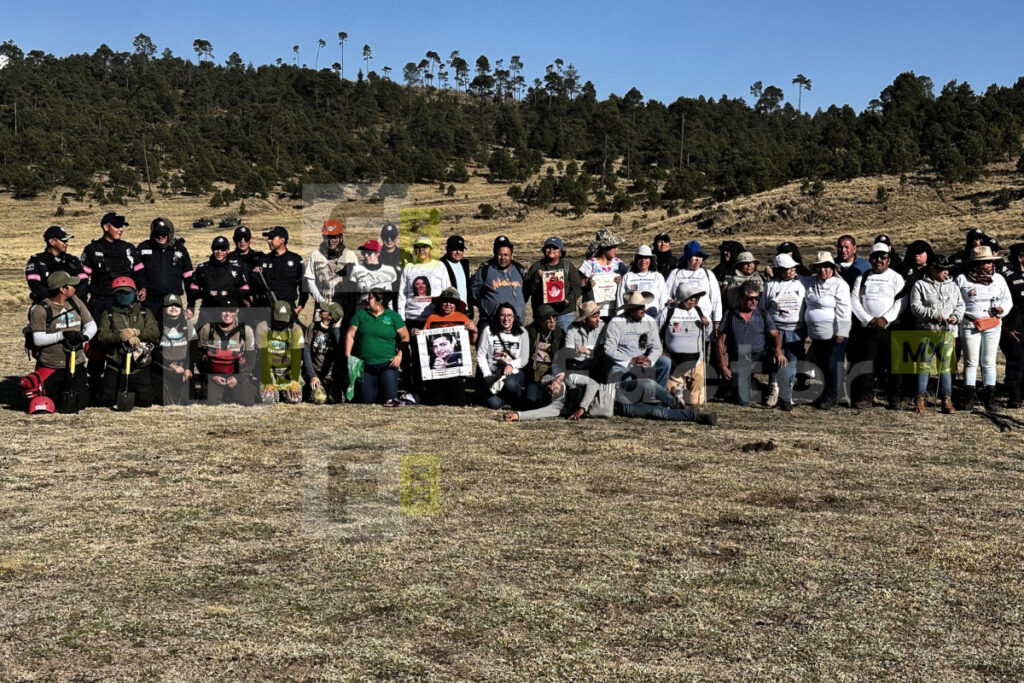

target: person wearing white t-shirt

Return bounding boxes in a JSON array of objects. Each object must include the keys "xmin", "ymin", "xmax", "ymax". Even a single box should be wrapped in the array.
[
  {"xmin": 616, "ymin": 245, "xmax": 667, "ymax": 317},
  {"xmin": 763, "ymin": 253, "xmax": 809, "ymax": 410},
  {"xmin": 849, "ymin": 243, "xmax": 906, "ymax": 409},
  {"xmin": 666, "ymin": 240, "xmax": 723, "ymax": 334},
  {"xmin": 804, "ymin": 251, "xmax": 852, "ymax": 409}
]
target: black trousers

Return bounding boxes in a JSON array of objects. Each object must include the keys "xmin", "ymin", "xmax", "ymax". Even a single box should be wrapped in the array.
[
  {"xmin": 849, "ymin": 322, "xmax": 900, "ymax": 403},
  {"xmin": 102, "ymin": 363, "xmax": 155, "ymax": 408},
  {"xmin": 40, "ymin": 363, "xmax": 89, "ymax": 412}
]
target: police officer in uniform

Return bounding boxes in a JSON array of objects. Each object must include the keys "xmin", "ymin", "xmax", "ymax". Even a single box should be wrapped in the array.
[
  {"xmin": 26, "ymin": 226, "xmax": 87, "ymax": 303},
  {"xmin": 189, "ymin": 236, "xmax": 251, "ymax": 328},
  {"xmin": 254, "ymin": 226, "xmax": 308, "ymax": 314},
  {"xmin": 137, "ymin": 217, "xmax": 194, "ymax": 317},
  {"xmin": 229, "ymin": 225, "xmax": 264, "ymax": 273},
  {"xmin": 80, "ymin": 212, "xmax": 147, "ymax": 315}
]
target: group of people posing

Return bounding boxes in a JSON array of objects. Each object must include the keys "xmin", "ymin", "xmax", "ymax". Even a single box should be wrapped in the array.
[{"xmin": 21, "ymin": 212, "xmax": 1022, "ymax": 425}]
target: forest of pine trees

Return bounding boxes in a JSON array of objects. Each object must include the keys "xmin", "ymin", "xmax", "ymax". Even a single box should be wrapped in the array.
[{"xmin": 1, "ymin": 37, "xmax": 1023, "ymax": 214}]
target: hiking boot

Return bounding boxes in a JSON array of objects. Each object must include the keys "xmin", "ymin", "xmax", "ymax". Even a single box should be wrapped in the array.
[
  {"xmin": 982, "ymin": 386, "xmax": 995, "ymax": 411},
  {"xmin": 960, "ymin": 385, "xmax": 976, "ymax": 411},
  {"xmin": 941, "ymin": 395, "xmax": 956, "ymax": 414},
  {"xmin": 1009, "ymin": 384, "xmax": 1022, "ymax": 409},
  {"xmin": 779, "ymin": 400, "xmax": 793, "ymax": 412},
  {"xmin": 886, "ymin": 395, "xmax": 901, "ymax": 411},
  {"xmin": 765, "ymin": 383, "xmax": 779, "ymax": 408},
  {"xmin": 853, "ymin": 398, "xmax": 873, "ymax": 410},
  {"xmin": 913, "ymin": 393, "xmax": 927, "ymax": 414},
  {"xmin": 695, "ymin": 412, "xmax": 718, "ymax": 427},
  {"xmin": 814, "ymin": 399, "xmax": 834, "ymax": 411}
]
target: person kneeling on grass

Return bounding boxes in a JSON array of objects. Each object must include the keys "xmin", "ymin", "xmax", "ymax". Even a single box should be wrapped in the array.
[
  {"xmin": 256, "ymin": 300, "xmax": 305, "ymax": 404},
  {"xmin": 504, "ymin": 372, "xmax": 716, "ymax": 425}
]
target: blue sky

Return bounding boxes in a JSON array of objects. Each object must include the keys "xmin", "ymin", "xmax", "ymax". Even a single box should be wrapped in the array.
[{"xmin": 5, "ymin": 0, "xmax": 1023, "ymax": 111}]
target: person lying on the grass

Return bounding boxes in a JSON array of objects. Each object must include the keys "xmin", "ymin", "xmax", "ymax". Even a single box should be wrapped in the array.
[{"xmin": 503, "ymin": 372, "xmax": 717, "ymax": 425}]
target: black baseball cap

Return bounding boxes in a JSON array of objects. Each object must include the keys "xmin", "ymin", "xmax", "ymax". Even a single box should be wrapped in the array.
[
  {"xmin": 150, "ymin": 217, "xmax": 173, "ymax": 235},
  {"xmin": 44, "ymin": 225, "xmax": 73, "ymax": 242},
  {"xmin": 380, "ymin": 223, "xmax": 399, "ymax": 240},
  {"xmin": 446, "ymin": 235, "xmax": 466, "ymax": 252},
  {"xmin": 493, "ymin": 235, "xmax": 514, "ymax": 252},
  {"xmin": 262, "ymin": 226, "xmax": 289, "ymax": 241},
  {"xmin": 100, "ymin": 212, "xmax": 128, "ymax": 228},
  {"xmin": 211, "ymin": 236, "xmax": 230, "ymax": 251},
  {"xmin": 233, "ymin": 225, "xmax": 252, "ymax": 242}
]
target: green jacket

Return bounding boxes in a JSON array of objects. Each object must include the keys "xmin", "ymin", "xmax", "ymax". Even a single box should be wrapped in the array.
[{"xmin": 97, "ymin": 303, "xmax": 160, "ymax": 370}]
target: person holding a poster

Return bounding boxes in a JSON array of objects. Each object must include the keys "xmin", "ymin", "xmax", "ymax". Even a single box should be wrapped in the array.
[
  {"xmin": 579, "ymin": 229, "xmax": 628, "ymax": 319},
  {"xmin": 616, "ymin": 245, "xmax": 667, "ymax": 317},
  {"xmin": 422, "ymin": 287, "xmax": 477, "ymax": 406},
  {"xmin": 476, "ymin": 302, "xmax": 530, "ymax": 409},
  {"xmin": 524, "ymin": 304, "xmax": 566, "ymax": 407},
  {"xmin": 524, "ymin": 236, "xmax": 581, "ymax": 331}
]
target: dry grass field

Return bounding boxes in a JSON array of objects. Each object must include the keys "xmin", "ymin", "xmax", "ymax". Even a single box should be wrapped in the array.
[{"xmin": 1, "ymin": 167, "xmax": 1023, "ymax": 680}]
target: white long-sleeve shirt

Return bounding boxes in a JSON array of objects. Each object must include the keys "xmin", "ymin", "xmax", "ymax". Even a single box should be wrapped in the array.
[
  {"xmin": 851, "ymin": 269, "xmax": 905, "ymax": 326},
  {"xmin": 397, "ymin": 260, "xmax": 451, "ymax": 323},
  {"xmin": 804, "ymin": 276, "xmax": 852, "ymax": 340},
  {"xmin": 615, "ymin": 271, "xmax": 668, "ymax": 316},
  {"xmin": 665, "ymin": 267, "xmax": 722, "ymax": 324},
  {"xmin": 476, "ymin": 327, "xmax": 529, "ymax": 382},
  {"xmin": 955, "ymin": 272, "xmax": 1013, "ymax": 327}
]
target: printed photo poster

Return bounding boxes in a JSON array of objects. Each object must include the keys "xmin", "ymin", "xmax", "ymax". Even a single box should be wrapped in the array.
[
  {"xmin": 590, "ymin": 271, "xmax": 618, "ymax": 307},
  {"xmin": 541, "ymin": 270, "xmax": 565, "ymax": 304},
  {"xmin": 419, "ymin": 325, "xmax": 473, "ymax": 381}
]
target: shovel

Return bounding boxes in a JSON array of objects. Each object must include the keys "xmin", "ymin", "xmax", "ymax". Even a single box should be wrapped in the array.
[
  {"xmin": 116, "ymin": 351, "xmax": 135, "ymax": 412},
  {"xmin": 59, "ymin": 348, "xmax": 80, "ymax": 414}
]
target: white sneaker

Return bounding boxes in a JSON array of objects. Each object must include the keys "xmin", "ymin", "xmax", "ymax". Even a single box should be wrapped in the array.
[{"xmin": 765, "ymin": 383, "xmax": 779, "ymax": 408}]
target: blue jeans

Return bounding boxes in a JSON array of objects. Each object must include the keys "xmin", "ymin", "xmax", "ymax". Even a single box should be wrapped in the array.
[
  {"xmin": 358, "ymin": 363, "xmax": 399, "ymax": 404},
  {"xmin": 615, "ymin": 378, "xmax": 699, "ymax": 421},
  {"xmin": 727, "ymin": 352, "xmax": 770, "ymax": 406},
  {"xmin": 612, "ymin": 358, "xmax": 671, "ymax": 388},
  {"xmin": 480, "ymin": 370, "xmax": 525, "ymax": 409},
  {"xmin": 917, "ymin": 372, "xmax": 952, "ymax": 397},
  {"xmin": 767, "ymin": 330, "xmax": 803, "ymax": 403}
]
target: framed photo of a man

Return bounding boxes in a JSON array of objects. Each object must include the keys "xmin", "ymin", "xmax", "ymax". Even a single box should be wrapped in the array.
[{"xmin": 419, "ymin": 326, "xmax": 472, "ymax": 380}]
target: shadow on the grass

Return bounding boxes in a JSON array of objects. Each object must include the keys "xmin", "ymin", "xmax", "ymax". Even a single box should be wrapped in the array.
[{"xmin": 0, "ymin": 374, "xmax": 25, "ymax": 412}]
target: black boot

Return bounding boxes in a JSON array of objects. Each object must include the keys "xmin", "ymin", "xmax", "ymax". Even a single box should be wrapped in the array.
[
  {"xmin": 1009, "ymin": 384, "xmax": 1022, "ymax": 409},
  {"xmin": 982, "ymin": 386, "xmax": 995, "ymax": 411},
  {"xmin": 960, "ymin": 385, "xmax": 976, "ymax": 411}
]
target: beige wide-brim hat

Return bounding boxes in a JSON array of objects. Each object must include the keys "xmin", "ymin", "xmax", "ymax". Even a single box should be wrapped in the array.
[
  {"xmin": 616, "ymin": 290, "xmax": 656, "ymax": 314},
  {"xmin": 812, "ymin": 251, "xmax": 839, "ymax": 270},
  {"xmin": 575, "ymin": 300, "xmax": 602, "ymax": 322},
  {"xmin": 968, "ymin": 245, "xmax": 999, "ymax": 262}
]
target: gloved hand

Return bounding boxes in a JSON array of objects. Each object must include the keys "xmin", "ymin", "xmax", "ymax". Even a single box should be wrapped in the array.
[
  {"xmin": 128, "ymin": 335, "xmax": 141, "ymax": 348},
  {"xmin": 262, "ymin": 384, "xmax": 277, "ymax": 393},
  {"xmin": 62, "ymin": 330, "xmax": 86, "ymax": 348},
  {"xmin": 288, "ymin": 381, "xmax": 302, "ymax": 393},
  {"xmin": 119, "ymin": 327, "xmax": 139, "ymax": 341}
]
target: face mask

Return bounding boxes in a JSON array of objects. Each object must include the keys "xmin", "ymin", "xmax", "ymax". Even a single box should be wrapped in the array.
[{"xmin": 115, "ymin": 292, "xmax": 135, "ymax": 307}]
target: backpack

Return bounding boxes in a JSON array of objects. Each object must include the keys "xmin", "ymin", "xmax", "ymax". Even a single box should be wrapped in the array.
[{"xmin": 24, "ymin": 298, "xmax": 82, "ymax": 358}]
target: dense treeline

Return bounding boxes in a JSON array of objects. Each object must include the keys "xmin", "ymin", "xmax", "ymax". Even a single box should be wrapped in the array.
[{"xmin": 1, "ymin": 38, "xmax": 1023, "ymax": 211}]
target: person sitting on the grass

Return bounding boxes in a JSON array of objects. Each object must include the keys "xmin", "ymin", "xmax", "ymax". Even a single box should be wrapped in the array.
[
  {"xmin": 524, "ymin": 304, "xmax": 566, "ymax": 407},
  {"xmin": 603, "ymin": 290, "xmax": 667, "ymax": 385},
  {"xmin": 504, "ymin": 372, "xmax": 717, "ymax": 425},
  {"xmin": 303, "ymin": 302, "xmax": 345, "ymax": 404},
  {"xmin": 715, "ymin": 280, "xmax": 787, "ymax": 407},
  {"xmin": 256, "ymin": 300, "xmax": 305, "ymax": 404},
  {"xmin": 196, "ymin": 298, "xmax": 257, "ymax": 406},
  {"xmin": 22, "ymin": 270, "xmax": 95, "ymax": 414},
  {"xmin": 563, "ymin": 301, "xmax": 607, "ymax": 376},
  {"xmin": 422, "ymin": 287, "xmax": 477, "ymax": 407},
  {"xmin": 154, "ymin": 293, "xmax": 195, "ymax": 406},
  {"xmin": 476, "ymin": 302, "xmax": 529, "ymax": 409},
  {"xmin": 97, "ymin": 276, "xmax": 160, "ymax": 409}
]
